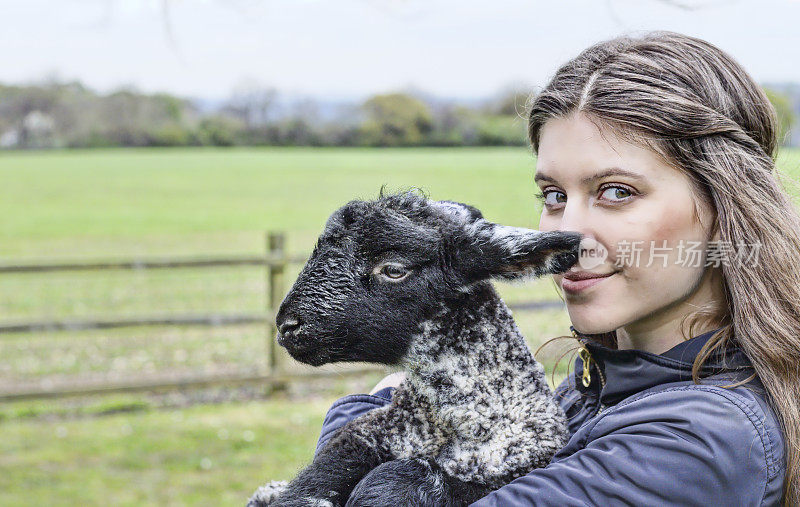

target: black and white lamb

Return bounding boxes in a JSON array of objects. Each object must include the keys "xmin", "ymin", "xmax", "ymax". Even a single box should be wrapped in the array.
[{"xmin": 249, "ymin": 191, "xmax": 581, "ymax": 507}]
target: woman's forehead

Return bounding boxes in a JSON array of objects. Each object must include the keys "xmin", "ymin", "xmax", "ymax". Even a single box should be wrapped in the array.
[{"xmin": 535, "ymin": 114, "xmax": 676, "ymax": 184}]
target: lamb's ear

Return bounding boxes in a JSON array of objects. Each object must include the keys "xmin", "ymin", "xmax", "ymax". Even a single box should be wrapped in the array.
[
  {"xmin": 431, "ymin": 200, "xmax": 484, "ymax": 223},
  {"xmin": 463, "ymin": 220, "xmax": 582, "ymax": 281}
]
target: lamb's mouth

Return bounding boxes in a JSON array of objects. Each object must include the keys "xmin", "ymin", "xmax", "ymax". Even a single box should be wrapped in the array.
[
  {"xmin": 294, "ymin": 352, "xmax": 327, "ymax": 366},
  {"xmin": 284, "ymin": 341, "xmax": 328, "ymax": 366}
]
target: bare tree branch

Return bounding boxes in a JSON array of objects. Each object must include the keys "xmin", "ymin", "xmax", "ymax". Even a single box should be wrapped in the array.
[
  {"xmin": 161, "ymin": 0, "xmax": 177, "ymax": 49},
  {"xmin": 605, "ymin": 0, "xmax": 627, "ymax": 28},
  {"xmin": 651, "ymin": 0, "xmax": 739, "ymax": 11},
  {"xmin": 606, "ymin": 0, "xmax": 740, "ymax": 27}
]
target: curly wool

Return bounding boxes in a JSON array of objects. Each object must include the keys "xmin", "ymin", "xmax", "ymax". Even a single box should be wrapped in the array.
[{"xmin": 344, "ymin": 283, "xmax": 568, "ymax": 489}]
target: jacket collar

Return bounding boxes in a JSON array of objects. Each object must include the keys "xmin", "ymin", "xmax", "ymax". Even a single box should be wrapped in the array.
[{"xmin": 571, "ymin": 327, "xmax": 754, "ymax": 406}]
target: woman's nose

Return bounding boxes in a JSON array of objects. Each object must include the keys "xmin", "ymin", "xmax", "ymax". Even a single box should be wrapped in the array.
[
  {"xmin": 557, "ymin": 201, "xmax": 593, "ymax": 236},
  {"xmin": 554, "ymin": 203, "xmax": 610, "ymax": 269}
]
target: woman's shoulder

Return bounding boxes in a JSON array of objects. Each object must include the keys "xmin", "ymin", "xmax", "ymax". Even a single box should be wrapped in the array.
[
  {"xmin": 555, "ymin": 372, "xmax": 784, "ymax": 477},
  {"xmin": 597, "ymin": 379, "xmax": 784, "ymax": 479},
  {"xmin": 616, "ymin": 375, "xmax": 781, "ymax": 438},
  {"xmin": 546, "ymin": 377, "xmax": 786, "ymax": 505}
]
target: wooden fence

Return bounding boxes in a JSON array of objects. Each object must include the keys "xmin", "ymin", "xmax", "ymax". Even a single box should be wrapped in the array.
[{"xmin": 0, "ymin": 232, "xmax": 564, "ymax": 401}]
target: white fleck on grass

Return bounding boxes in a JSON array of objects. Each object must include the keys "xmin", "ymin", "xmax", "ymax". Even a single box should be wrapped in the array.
[{"xmin": 200, "ymin": 457, "xmax": 213, "ymax": 470}]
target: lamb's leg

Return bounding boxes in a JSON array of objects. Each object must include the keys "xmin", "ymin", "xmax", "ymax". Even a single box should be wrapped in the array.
[
  {"xmin": 249, "ymin": 430, "xmax": 385, "ymax": 507},
  {"xmin": 440, "ymin": 469, "xmax": 496, "ymax": 506},
  {"xmin": 346, "ymin": 459, "xmax": 494, "ymax": 507},
  {"xmin": 247, "ymin": 481, "xmax": 288, "ymax": 505}
]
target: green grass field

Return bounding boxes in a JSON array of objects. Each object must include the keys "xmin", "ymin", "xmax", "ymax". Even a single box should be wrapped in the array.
[
  {"xmin": 0, "ymin": 147, "xmax": 556, "ymax": 258},
  {"xmin": 2, "ymin": 146, "xmax": 800, "ymax": 505},
  {"xmin": 0, "ymin": 396, "xmax": 334, "ymax": 506}
]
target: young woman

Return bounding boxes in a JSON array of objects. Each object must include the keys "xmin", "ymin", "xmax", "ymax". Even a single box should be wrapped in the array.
[{"xmin": 315, "ymin": 32, "xmax": 797, "ymax": 505}]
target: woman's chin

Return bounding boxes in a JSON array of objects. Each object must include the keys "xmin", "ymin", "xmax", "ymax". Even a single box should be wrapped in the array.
[{"xmin": 566, "ymin": 306, "xmax": 621, "ymax": 335}]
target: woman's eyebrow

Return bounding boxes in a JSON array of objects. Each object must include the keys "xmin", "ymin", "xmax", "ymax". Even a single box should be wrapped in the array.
[{"xmin": 534, "ymin": 167, "xmax": 646, "ymax": 185}]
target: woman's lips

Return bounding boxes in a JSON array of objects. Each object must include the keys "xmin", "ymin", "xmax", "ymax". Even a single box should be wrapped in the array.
[{"xmin": 561, "ymin": 272, "xmax": 616, "ymax": 294}]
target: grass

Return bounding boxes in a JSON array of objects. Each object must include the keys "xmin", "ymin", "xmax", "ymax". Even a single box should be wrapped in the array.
[
  {"xmin": 2, "ymin": 146, "xmax": 799, "ymax": 505},
  {"xmin": 0, "ymin": 147, "xmax": 553, "ymax": 259},
  {"xmin": 0, "ymin": 397, "xmax": 332, "ymax": 506},
  {"xmin": 0, "ymin": 371, "xmax": 395, "ymax": 506}
]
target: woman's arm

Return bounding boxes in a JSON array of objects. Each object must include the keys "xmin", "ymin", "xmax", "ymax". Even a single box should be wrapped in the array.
[
  {"xmin": 369, "ymin": 372, "xmax": 406, "ymax": 395},
  {"xmin": 314, "ymin": 373, "xmax": 404, "ymax": 456},
  {"xmin": 315, "ymin": 386, "xmax": 396, "ymax": 457}
]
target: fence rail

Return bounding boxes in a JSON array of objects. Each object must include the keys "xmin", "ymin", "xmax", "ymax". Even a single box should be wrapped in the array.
[
  {"xmin": 0, "ymin": 367, "xmax": 383, "ymax": 402},
  {"xmin": 0, "ymin": 254, "xmax": 309, "ymax": 273},
  {"xmin": 0, "ymin": 231, "xmax": 564, "ymax": 401},
  {"xmin": 0, "ymin": 312, "xmax": 274, "ymax": 334}
]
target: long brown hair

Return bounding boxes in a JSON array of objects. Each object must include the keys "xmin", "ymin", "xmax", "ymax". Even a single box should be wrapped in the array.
[{"xmin": 528, "ymin": 31, "xmax": 800, "ymax": 504}]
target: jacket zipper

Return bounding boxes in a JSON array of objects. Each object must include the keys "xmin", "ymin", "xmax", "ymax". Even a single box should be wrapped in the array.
[
  {"xmin": 578, "ymin": 348, "xmax": 593, "ymax": 388},
  {"xmin": 573, "ymin": 329, "xmax": 607, "ymax": 416}
]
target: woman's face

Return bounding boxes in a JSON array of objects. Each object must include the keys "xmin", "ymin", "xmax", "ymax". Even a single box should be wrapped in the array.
[{"xmin": 535, "ymin": 113, "xmax": 720, "ymax": 346}]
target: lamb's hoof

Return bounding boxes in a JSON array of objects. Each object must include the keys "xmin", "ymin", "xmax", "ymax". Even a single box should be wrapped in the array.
[{"xmin": 247, "ymin": 480, "xmax": 288, "ymax": 506}]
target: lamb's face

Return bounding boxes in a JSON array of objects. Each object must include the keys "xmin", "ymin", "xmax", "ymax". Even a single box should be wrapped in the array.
[{"xmin": 275, "ymin": 193, "xmax": 581, "ymax": 366}]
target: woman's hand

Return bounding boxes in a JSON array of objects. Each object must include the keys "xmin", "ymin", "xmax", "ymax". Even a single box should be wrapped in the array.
[{"xmin": 369, "ymin": 372, "xmax": 406, "ymax": 395}]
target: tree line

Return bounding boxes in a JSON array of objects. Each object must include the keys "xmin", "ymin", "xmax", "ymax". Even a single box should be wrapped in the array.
[{"xmin": 0, "ymin": 80, "xmax": 795, "ymax": 149}]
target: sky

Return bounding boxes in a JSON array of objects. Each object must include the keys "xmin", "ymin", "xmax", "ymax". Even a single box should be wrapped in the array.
[{"xmin": 2, "ymin": 0, "xmax": 800, "ymax": 101}]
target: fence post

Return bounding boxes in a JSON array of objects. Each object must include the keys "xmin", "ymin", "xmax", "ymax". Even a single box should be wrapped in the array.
[{"xmin": 267, "ymin": 231, "xmax": 287, "ymax": 374}]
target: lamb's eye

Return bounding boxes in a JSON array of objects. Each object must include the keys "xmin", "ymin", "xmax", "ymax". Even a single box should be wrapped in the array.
[{"xmin": 378, "ymin": 264, "xmax": 410, "ymax": 281}]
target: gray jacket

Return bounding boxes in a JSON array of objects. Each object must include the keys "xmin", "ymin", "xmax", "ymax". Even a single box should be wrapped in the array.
[{"xmin": 316, "ymin": 329, "xmax": 786, "ymax": 505}]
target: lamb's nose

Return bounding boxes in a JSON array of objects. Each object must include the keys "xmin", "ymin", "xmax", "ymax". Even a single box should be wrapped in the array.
[{"xmin": 277, "ymin": 317, "xmax": 301, "ymax": 337}]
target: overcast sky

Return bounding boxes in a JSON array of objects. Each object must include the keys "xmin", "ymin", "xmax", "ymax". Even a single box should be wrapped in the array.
[{"xmin": 2, "ymin": 0, "xmax": 800, "ymax": 100}]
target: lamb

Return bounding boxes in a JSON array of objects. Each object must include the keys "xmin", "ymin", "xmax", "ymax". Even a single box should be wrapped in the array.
[{"xmin": 248, "ymin": 191, "xmax": 581, "ymax": 507}]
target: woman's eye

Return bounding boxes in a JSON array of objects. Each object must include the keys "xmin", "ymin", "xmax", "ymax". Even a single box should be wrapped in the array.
[
  {"xmin": 541, "ymin": 190, "xmax": 567, "ymax": 206},
  {"xmin": 599, "ymin": 186, "xmax": 633, "ymax": 202},
  {"xmin": 379, "ymin": 264, "xmax": 409, "ymax": 280}
]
